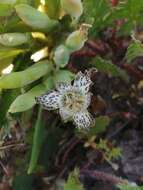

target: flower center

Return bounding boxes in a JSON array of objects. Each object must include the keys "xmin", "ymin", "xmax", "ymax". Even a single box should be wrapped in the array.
[{"xmin": 61, "ymin": 90, "xmax": 85, "ymax": 113}]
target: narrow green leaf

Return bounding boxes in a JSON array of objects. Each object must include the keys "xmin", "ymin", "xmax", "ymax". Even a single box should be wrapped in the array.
[
  {"xmin": 0, "ymin": 48, "xmax": 24, "ymax": 74},
  {"xmin": 64, "ymin": 169, "xmax": 84, "ymax": 190},
  {"xmin": 125, "ymin": 41, "xmax": 143, "ymax": 63},
  {"xmin": 92, "ymin": 56, "xmax": 129, "ymax": 82},
  {"xmin": 12, "ymin": 175, "xmax": 35, "ymax": 190},
  {"xmin": 0, "ymin": 61, "xmax": 52, "ymax": 89},
  {"xmin": 83, "ymin": 0, "xmax": 111, "ymax": 35},
  {"xmin": 28, "ymin": 106, "xmax": 45, "ymax": 174},
  {"xmin": 0, "ymin": 4, "xmax": 13, "ymax": 17},
  {"xmin": 0, "ymin": 47, "xmax": 24, "ymax": 60},
  {"xmin": 117, "ymin": 183, "xmax": 143, "ymax": 190},
  {"xmin": 45, "ymin": 0, "xmax": 61, "ymax": 19},
  {"xmin": 0, "ymin": 89, "xmax": 20, "ymax": 126},
  {"xmin": 15, "ymin": 4, "xmax": 59, "ymax": 32},
  {"xmin": 0, "ymin": 57, "xmax": 12, "ymax": 73}
]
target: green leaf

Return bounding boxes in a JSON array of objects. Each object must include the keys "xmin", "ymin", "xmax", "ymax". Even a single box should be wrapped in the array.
[
  {"xmin": 16, "ymin": 0, "xmax": 30, "ymax": 4},
  {"xmin": 94, "ymin": 116, "xmax": 110, "ymax": 134},
  {"xmin": 0, "ymin": 57, "xmax": 13, "ymax": 73},
  {"xmin": 45, "ymin": 0, "xmax": 61, "ymax": 19},
  {"xmin": 117, "ymin": 183, "xmax": 143, "ymax": 190},
  {"xmin": 42, "ymin": 76, "xmax": 54, "ymax": 89},
  {"xmin": 8, "ymin": 83, "xmax": 50, "ymax": 113},
  {"xmin": 8, "ymin": 76, "xmax": 54, "ymax": 113},
  {"xmin": 28, "ymin": 106, "xmax": 45, "ymax": 174},
  {"xmin": 12, "ymin": 175, "xmax": 35, "ymax": 190},
  {"xmin": 0, "ymin": 33, "xmax": 30, "ymax": 47},
  {"xmin": 0, "ymin": 4, "xmax": 13, "ymax": 17},
  {"xmin": 117, "ymin": 22, "xmax": 134, "ymax": 36},
  {"xmin": 38, "ymin": 124, "xmax": 64, "ymax": 170},
  {"xmin": 0, "ymin": 47, "xmax": 24, "ymax": 74},
  {"xmin": 92, "ymin": 56, "xmax": 129, "ymax": 82},
  {"xmin": 0, "ymin": 15, "xmax": 32, "ymax": 33},
  {"xmin": 64, "ymin": 169, "xmax": 84, "ymax": 190},
  {"xmin": 0, "ymin": 0, "xmax": 30, "ymax": 17},
  {"xmin": 116, "ymin": 0, "xmax": 143, "ymax": 21},
  {"xmin": 0, "ymin": 89, "xmax": 20, "ymax": 126},
  {"xmin": 113, "ymin": 0, "xmax": 143, "ymax": 35},
  {"xmin": 0, "ymin": 47, "xmax": 24, "ymax": 60},
  {"xmin": 0, "ymin": 0, "xmax": 17, "ymax": 4},
  {"xmin": 83, "ymin": 0, "xmax": 111, "ymax": 36},
  {"xmin": 125, "ymin": 40, "xmax": 143, "ymax": 63},
  {"xmin": 54, "ymin": 69, "xmax": 75, "ymax": 84},
  {"xmin": 83, "ymin": 0, "xmax": 143, "ymax": 37},
  {"xmin": 15, "ymin": 4, "xmax": 59, "ymax": 32},
  {"xmin": 0, "ymin": 61, "xmax": 52, "ymax": 89},
  {"xmin": 88, "ymin": 116, "xmax": 110, "ymax": 136}
]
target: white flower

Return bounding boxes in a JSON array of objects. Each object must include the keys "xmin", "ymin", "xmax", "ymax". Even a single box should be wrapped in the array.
[{"xmin": 36, "ymin": 71, "xmax": 93, "ymax": 129}]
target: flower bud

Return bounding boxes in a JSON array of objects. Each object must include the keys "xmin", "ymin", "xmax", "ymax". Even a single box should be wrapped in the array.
[
  {"xmin": 65, "ymin": 23, "xmax": 92, "ymax": 52},
  {"xmin": 53, "ymin": 45, "xmax": 70, "ymax": 67},
  {"xmin": 60, "ymin": 0, "xmax": 83, "ymax": 19}
]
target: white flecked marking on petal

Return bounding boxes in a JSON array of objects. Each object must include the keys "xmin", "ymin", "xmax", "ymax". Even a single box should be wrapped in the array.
[
  {"xmin": 36, "ymin": 91, "xmax": 61, "ymax": 110},
  {"xmin": 73, "ymin": 71, "xmax": 92, "ymax": 93},
  {"xmin": 73, "ymin": 111, "xmax": 93, "ymax": 129}
]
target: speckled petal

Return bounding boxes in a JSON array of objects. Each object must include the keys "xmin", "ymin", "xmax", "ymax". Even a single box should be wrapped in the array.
[
  {"xmin": 56, "ymin": 83, "xmax": 72, "ymax": 93},
  {"xmin": 73, "ymin": 71, "xmax": 92, "ymax": 93},
  {"xmin": 73, "ymin": 111, "xmax": 93, "ymax": 129},
  {"xmin": 84, "ymin": 92, "xmax": 92, "ymax": 108},
  {"xmin": 36, "ymin": 91, "xmax": 61, "ymax": 110}
]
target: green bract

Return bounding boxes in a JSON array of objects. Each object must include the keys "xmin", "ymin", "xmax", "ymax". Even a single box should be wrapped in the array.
[
  {"xmin": 65, "ymin": 24, "xmax": 91, "ymax": 52},
  {"xmin": 53, "ymin": 24, "xmax": 91, "ymax": 67},
  {"xmin": 54, "ymin": 45, "xmax": 70, "ymax": 67},
  {"xmin": 66, "ymin": 30, "xmax": 86, "ymax": 51}
]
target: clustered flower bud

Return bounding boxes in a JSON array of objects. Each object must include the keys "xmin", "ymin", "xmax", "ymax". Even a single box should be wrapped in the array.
[{"xmin": 53, "ymin": 23, "xmax": 92, "ymax": 67}]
